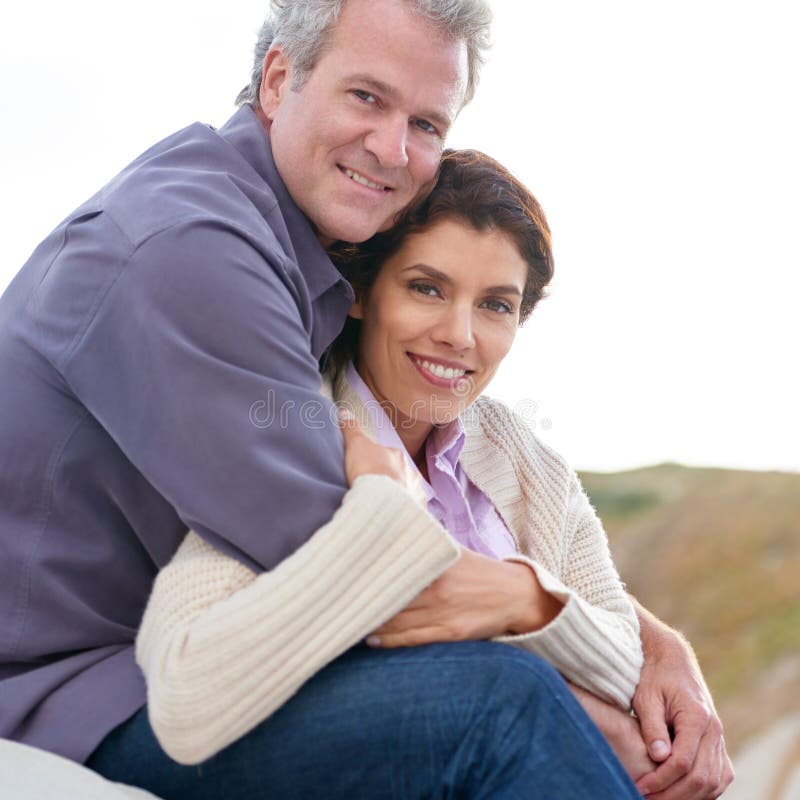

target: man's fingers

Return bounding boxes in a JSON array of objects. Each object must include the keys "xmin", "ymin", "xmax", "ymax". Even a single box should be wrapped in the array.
[
  {"xmin": 636, "ymin": 709, "xmax": 708, "ymax": 797},
  {"xmin": 633, "ymin": 690, "xmax": 672, "ymax": 763},
  {"xmin": 637, "ymin": 729, "xmax": 726, "ymax": 800}
]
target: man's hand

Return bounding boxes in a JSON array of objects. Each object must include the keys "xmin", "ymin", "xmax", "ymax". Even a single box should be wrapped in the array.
[
  {"xmin": 632, "ymin": 599, "xmax": 734, "ymax": 799},
  {"xmin": 367, "ymin": 550, "xmax": 563, "ymax": 648}
]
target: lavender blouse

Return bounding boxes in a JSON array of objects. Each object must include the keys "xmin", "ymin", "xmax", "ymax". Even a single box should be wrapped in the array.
[{"xmin": 346, "ymin": 364, "xmax": 517, "ymax": 559}]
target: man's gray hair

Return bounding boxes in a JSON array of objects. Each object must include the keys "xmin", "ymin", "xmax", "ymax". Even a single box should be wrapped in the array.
[{"xmin": 235, "ymin": 0, "xmax": 492, "ymax": 109}]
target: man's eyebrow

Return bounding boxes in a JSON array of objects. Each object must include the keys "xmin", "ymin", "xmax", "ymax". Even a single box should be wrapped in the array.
[
  {"xmin": 402, "ymin": 263, "xmax": 523, "ymax": 295},
  {"xmin": 344, "ymin": 74, "xmax": 454, "ymax": 131}
]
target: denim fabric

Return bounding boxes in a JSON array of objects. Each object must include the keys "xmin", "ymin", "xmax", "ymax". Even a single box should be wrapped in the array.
[{"xmin": 88, "ymin": 642, "xmax": 641, "ymax": 799}]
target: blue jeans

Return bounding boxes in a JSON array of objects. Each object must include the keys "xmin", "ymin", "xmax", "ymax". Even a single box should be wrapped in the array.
[{"xmin": 88, "ymin": 642, "xmax": 642, "ymax": 799}]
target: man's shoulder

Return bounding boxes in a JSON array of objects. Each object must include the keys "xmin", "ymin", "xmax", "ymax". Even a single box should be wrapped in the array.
[
  {"xmin": 11, "ymin": 122, "xmax": 304, "ymax": 373},
  {"xmin": 96, "ymin": 121, "xmax": 284, "ymax": 255}
]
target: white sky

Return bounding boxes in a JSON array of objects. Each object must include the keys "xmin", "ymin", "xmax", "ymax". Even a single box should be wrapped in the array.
[{"xmin": 2, "ymin": 1, "xmax": 798, "ymax": 473}]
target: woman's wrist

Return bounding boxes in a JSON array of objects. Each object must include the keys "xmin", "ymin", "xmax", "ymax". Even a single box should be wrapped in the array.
[{"xmin": 505, "ymin": 561, "xmax": 563, "ymax": 635}]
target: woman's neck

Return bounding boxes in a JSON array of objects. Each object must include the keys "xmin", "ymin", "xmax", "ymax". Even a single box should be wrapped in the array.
[
  {"xmin": 349, "ymin": 360, "xmax": 433, "ymax": 470},
  {"xmin": 378, "ymin": 399, "xmax": 431, "ymax": 468}
]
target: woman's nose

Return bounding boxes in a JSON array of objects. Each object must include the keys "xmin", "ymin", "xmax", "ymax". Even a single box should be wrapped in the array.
[{"xmin": 431, "ymin": 305, "xmax": 475, "ymax": 351}]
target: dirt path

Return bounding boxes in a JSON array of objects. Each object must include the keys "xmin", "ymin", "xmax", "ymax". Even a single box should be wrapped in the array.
[
  {"xmin": 725, "ymin": 715, "xmax": 800, "ymax": 800},
  {"xmin": 766, "ymin": 730, "xmax": 800, "ymax": 800}
]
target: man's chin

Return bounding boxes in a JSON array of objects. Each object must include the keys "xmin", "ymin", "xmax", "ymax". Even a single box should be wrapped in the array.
[{"xmin": 319, "ymin": 215, "xmax": 396, "ymax": 246}]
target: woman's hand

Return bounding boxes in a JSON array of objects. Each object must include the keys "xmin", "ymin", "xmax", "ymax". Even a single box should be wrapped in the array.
[
  {"xmin": 367, "ymin": 549, "xmax": 563, "ymax": 648},
  {"xmin": 337, "ymin": 410, "xmax": 426, "ymax": 504}
]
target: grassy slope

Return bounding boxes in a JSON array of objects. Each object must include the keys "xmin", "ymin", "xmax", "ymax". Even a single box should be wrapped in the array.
[{"xmin": 579, "ymin": 463, "xmax": 800, "ymax": 751}]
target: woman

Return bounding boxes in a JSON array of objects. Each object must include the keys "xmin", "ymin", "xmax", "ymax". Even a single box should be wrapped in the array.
[{"xmin": 121, "ymin": 151, "xmax": 653, "ymax": 782}]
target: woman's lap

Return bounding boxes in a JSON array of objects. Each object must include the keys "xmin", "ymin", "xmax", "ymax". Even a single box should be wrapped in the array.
[{"xmin": 88, "ymin": 641, "xmax": 641, "ymax": 799}]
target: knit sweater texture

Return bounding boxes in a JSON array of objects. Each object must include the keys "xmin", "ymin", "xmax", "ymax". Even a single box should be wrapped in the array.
[{"xmin": 135, "ymin": 374, "xmax": 643, "ymax": 765}]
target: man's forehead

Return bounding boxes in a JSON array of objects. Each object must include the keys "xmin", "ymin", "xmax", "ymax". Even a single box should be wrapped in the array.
[
  {"xmin": 314, "ymin": 22, "xmax": 466, "ymax": 125},
  {"xmin": 323, "ymin": 0, "xmax": 468, "ymax": 92}
]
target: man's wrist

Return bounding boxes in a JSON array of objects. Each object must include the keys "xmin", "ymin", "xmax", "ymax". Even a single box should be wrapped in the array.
[{"xmin": 633, "ymin": 595, "xmax": 687, "ymax": 658}]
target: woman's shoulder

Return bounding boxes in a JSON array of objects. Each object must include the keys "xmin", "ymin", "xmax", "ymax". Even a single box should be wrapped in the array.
[{"xmin": 462, "ymin": 395, "xmax": 577, "ymax": 488}]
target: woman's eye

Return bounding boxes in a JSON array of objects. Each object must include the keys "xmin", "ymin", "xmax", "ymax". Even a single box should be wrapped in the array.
[
  {"xmin": 482, "ymin": 299, "xmax": 514, "ymax": 315},
  {"xmin": 410, "ymin": 281, "xmax": 441, "ymax": 298},
  {"xmin": 352, "ymin": 89, "xmax": 377, "ymax": 104}
]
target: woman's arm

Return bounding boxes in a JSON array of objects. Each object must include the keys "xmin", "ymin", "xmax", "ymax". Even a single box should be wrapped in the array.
[
  {"xmin": 491, "ymin": 478, "xmax": 643, "ymax": 709},
  {"xmin": 136, "ymin": 474, "xmax": 459, "ymax": 766},
  {"xmin": 368, "ymin": 516, "xmax": 643, "ymax": 711}
]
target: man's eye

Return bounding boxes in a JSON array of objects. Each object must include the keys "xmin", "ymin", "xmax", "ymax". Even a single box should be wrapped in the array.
[
  {"xmin": 353, "ymin": 89, "xmax": 377, "ymax": 104},
  {"xmin": 413, "ymin": 118, "xmax": 438, "ymax": 135},
  {"xmin": 482, "ymin": 299, "xmax": 514, "ymax": 315}
]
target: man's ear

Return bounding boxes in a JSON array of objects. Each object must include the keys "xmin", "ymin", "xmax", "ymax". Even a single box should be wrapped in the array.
[
  {"xmin": 259, "ymin": 47, "xmax": 292, "ymax": 120},
  {"xmin": 348, "ymin": 295, "xmax": 365, "ymax": 320}
]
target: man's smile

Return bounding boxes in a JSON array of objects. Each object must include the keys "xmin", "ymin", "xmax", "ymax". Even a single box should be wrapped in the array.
[{"xmin": 339, "ymin": 165, "xmax": 393, "ymax": 192}]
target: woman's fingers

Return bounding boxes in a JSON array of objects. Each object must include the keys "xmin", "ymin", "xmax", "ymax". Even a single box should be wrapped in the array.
[
  {"xmin": 367, "ymin": 626, "xmax": 452, "ymax": 649},
  {"xmin": 338, "ymin": 410, "xmax": 423, "ymax": 500}
]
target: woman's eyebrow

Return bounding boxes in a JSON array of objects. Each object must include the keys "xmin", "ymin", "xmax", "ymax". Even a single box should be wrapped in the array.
[
  {"xmin": 401, "ymin": 263, "xmax": 452, "ymax": 283},
  {"xmin": 401, "ymin": 264, "xmax": 523, "ymax": 295}
]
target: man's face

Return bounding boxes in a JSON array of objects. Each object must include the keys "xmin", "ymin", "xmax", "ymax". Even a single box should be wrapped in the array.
[{"xmin": 261, "ymin": 0, "xmax": 468, "ymax": 245}]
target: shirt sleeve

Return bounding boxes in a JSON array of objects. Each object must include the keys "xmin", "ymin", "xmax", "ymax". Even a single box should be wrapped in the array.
[
  {"xmin": 61, "ymin": 217, "xmax": 348, "ymax": 570},
  {"xmin": 135, "ymin": 475, "xmax": 460, "ymax": 765}
]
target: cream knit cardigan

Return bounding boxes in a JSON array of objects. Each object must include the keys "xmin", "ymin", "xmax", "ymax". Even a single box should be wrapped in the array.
[{"xmin": 135, "ymin": 373, "xmax": 643, "ymax": 765}]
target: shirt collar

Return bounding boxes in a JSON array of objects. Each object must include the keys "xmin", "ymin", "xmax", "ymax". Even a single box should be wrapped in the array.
[
  {"xmin": 345, "ymin": 362, "xmax": 406, "ymax": 450},
  {"xmin": 216, "ymin": 106, "xmax": 350, "ymax": 304},
  {"xmin": 428, "ymin": 415, "xmax": 466, "ymax": 468},
  {"xmin": 344, "ymin": 361, "xmax": 465, "ymax": 472}
]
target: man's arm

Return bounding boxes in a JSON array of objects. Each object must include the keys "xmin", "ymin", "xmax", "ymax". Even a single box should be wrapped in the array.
[
  {"xmin": 60, "ymin": 218, "xmax": 349, "ymax": 571},
  {"xmin": 631, "ymin": 598, "xmax": 734, "ymax": 799}
]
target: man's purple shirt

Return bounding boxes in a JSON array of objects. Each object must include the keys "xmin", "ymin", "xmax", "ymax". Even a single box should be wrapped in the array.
[{"xmin": 0, "ymin": 106, "xmax": 354, "ymax": 761}]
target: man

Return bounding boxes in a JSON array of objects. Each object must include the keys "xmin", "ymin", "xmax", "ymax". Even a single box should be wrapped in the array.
[{"xmin": 0, "ymin": 0, "xmax": 731, "ymax": 797}]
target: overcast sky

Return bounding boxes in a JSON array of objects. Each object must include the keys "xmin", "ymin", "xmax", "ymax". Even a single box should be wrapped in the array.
[{"xmin": 2, "ymin": 1, "xmax": 797, "ymax": 473}]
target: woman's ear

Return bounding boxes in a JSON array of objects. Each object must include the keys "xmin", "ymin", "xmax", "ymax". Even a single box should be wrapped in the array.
[{"xmin": 348, "ymin": 294, "xmax": 365, "ymax": 320}]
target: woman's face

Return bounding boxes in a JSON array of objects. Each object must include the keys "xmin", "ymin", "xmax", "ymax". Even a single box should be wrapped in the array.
[{"xmin": 350, "ymin": 217, "xmax": 528, "ymax": 435}]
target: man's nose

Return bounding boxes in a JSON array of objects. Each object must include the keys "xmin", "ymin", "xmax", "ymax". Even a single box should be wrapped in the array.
[
  {"xmin": 364, "ymin": 116, "xmax": 409, "ymax": 169},
  {"xmin": 432, "ymin": 304, "xmax": 475, "ymax": 351}
]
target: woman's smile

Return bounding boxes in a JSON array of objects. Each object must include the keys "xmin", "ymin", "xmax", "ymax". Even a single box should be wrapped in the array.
[
  {"xmin": 349, "ymin": 217, "xmax": 528, "ymax": 456},
  {"xmin": 407, "ymin": 352, "xmax": 472, "ymax": 387}
]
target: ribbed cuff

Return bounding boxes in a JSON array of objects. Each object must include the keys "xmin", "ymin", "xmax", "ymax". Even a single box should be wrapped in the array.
[{"xmin": 494, "ymin": 554, "xmax": 642, "ymax": 709}]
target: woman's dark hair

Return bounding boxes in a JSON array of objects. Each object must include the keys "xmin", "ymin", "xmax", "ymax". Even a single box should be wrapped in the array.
[{"xmin": 327, "ymin": 148, "xmax": 554, "ymax": 373}]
